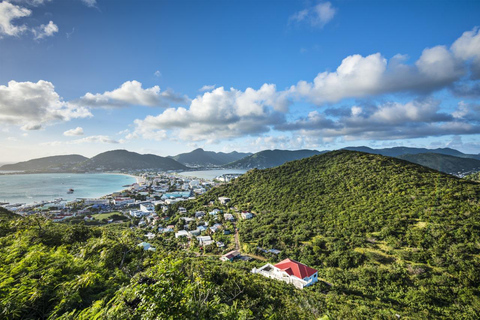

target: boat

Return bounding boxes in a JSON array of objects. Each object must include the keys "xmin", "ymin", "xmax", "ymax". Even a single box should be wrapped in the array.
[{"xmin": 67, "ymin": 188, "xmax": 74, "ymax": 194}]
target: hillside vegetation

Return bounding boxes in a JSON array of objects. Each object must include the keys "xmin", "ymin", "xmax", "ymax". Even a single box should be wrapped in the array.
[
  {"xmin": 198, "ymin": 150, "xmax": 480, "ymax": 318},
  {"xmin": 1, "ymin": 151, "xmax": 480, "ymax": 319},
  {"xmin": 224, "ymin": 149, "xmax": 323, "ymax": 169},
  {"xmin": 397, "ymin": 153, "xmax": 480, "ymax": 175},
  {"xmin": 169, "ymin": 148, "xmax": 250, "ymax": 167},
  {"xmin": 0, "ymin": 155, "xmax": 88, "ymax": 172}
]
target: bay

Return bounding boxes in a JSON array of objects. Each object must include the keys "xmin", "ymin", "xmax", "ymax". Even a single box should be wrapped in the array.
[{"xmin": 0, "ymin": 173, "xmax": 136, "ymax": 205}]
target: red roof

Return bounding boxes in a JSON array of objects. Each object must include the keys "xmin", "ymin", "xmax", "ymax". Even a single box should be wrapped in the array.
[{"xmin": 274, "ymin": 258, "xmax": 317, "ymax": 279}]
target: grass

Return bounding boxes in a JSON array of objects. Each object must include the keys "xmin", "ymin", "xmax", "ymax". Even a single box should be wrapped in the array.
[{"xmin": 93, "ymin": 211, "xmax": 127, "ymax": 221}]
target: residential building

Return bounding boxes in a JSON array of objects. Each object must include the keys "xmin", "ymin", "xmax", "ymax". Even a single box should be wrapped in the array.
[{"xmin": 251, "ymin": 258, "xmax": 318, "ymax": 289}]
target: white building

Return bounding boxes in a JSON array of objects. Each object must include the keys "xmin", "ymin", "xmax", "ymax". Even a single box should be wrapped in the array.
[{"xmin": 251, "ymin": 258, "xmax": 318, "ymax": 289}]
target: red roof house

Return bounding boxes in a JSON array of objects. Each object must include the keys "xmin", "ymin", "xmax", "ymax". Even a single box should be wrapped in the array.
[
  {"xmin": 252, "ymin": 258, "xmax": 319, "ymax": 289},
  {"xmin": 274, "ymin": 258, "xmax": 318, "ymax": 279}
]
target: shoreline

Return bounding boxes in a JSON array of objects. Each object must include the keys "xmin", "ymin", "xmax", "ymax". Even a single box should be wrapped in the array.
[{"xmin": 0, "ymin": 173, "xmax": 138, "ymax": 207}]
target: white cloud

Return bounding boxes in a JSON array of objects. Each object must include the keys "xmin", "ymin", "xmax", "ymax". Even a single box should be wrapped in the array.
[
  {"xmin": 33, "ymin": 20, "xmax": 58, "ymax": 39},
  {"xmin": 131, "ymin": 84, "xmax": 288, "ymax": 142},
  {"xmin": 64, "ymin": 127, "xmax": 84, "ymax": 136},
  {"xmin": 154, "ymin": 70, "xmax": 161, "ymax": 77},
  {"xmin": 0, "ymin": 80, "xmax": 92, "ymax": 129},
  {"xmin": 451, "ymin": 27, "xmax": 480, "ymax": 78},
  {"xmin": 275, "ymin": 99, "xmax": 479, "ymax": 142},
  {"xmin": 0, "ymin": 1, "xmax": 31, "ymax": 37},
  {"xmin": 292, "ymin": 46, "xmax": 464, "ymax": 105},
  {"xmin": 290, "ymin": 2, "xmax": 336, "ymax": 28},
  {"xmin": 73, "ymin": 135, "xmax": 119, "ymax": 144},
  {"xmin": 8, "ymin": 0, "xmax": 52, "ymax": 6},
  {"xmin": 199, "ymin": 84, "xmax": 216, "ymax": 92},
  {"xmin": 81, "ymin": 0, "xmax": 96, "ymax": 7},
  {"xmin": 76, "ymin": 80, "xmax": 189, "ymax": 108}
]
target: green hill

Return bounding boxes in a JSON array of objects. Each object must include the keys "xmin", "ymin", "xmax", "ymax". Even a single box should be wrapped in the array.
[
  {"xmin": 76, "ymin": 150, "xmax": 187, "ymax": 171},
  {"xmin": 465, "ymin": 171, "xmax": 480, "ymax": 182},
  {"xmin": 397, "ymin": 153, "xmax": 480, "ymax": 176},
  {"xmin": 196, "ymin": 150, "xmax": 480, "ymax": 318},
  {"xmin": 0, "ymin": 207, "xmax": 18, "ymax": 220},
  {"xmin": 0, "ymin": 155, "xmax": 88, "ymax": 172},
  {"xmin": 344, "ymin": 146, "xmax": 480, "ymax": 159},
  {"xmin": 1, "ymin": 151, "xmax": 480, "ymax": 319},
  {"xmin": 224, "ymin": 149, "xmax": 324, "ymax": 169},
  {"xmin": 170, "ymin": 148, "xmax": 251, "ymax": 167}
]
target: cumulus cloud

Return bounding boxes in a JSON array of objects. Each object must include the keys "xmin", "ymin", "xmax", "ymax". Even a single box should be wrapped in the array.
[
  {"xmin": 276, "ymin": 99, "xmax": 479, "ymax": 142},
  {"xmin": 33, "ymin": 20, "xmax": 58, "ymax": 39},
  {"xmin": 64, "ymin": 127, "xmax": 84, "ymax": 136},
  {"xmin": 75, "ymin": 80, "xmax": 189, "ymax": 108},
  {"xmin": 290, "ymin": 2, "xmax": 336, "ymax": 28},
  {"xmin": 0, "ymin": 1, "xmax": 31, "ymax": 37},
  {"xmin": 0, "ymin": 1, "xmax": 59, "ymax": 39},
  {"xmin": 0, "ymin": 80, "xmax": 92, "ymax": 129},
  {"xmin": 199, "ymin": 84, "xmax": 216, "ymax": 92},
  {"xmin": 131, "ymin": 84, "xmax": 289, "ymax": 142},
  {"xmin": 292, "ymin": 47, "xmax": 465, "ymax": 105},
  {"xmin": 451, "ymin": 27, "xmax": 480, "ymax": 78}
]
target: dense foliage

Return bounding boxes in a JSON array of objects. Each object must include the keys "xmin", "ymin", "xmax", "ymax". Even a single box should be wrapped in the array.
[
  {"xmin": 2, "ymin": 150, "xmax": 480, "ymax": 319},
  {"xmin": 466, "ymin": 171, "xmax": 480, "ymax": 182},
  {"xmin": 397, "ymin": 152, "xmax": 480, "ymax": 175},
  {"xmin": 224, "ymin": 149, "xmax": 323, "ymax": 169},
  {"xmin": 0, "ymin": 216, "xmax": 327, "ymax": 319},
  {"xmin": 201, "ymin": 151, "xmax": 480, "ymax": 318}
]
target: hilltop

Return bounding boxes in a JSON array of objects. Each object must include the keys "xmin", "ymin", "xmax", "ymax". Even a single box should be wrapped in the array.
[
  {"xmin": 397, "ymin": 153, "xmax": 480, "ymax": 176},
  {"xmin": 169, "ymin": 148, "xmax": 251, "ymax": 167},
  {"xmin": 77, "ymin": 150, "xmax": 187, "ymax": 171},
  {"xmin": 224, "ymin": 149, "xmax": 324, "ymax": 169},
  {"xmin": 196, "ymin": 150, "xmax": 480, "ymax": 317},
  {"xmin": 0, "ymin": 155, "xmax": 88, "ymax": 172},
  {"xmin": 0, "ymin": 150, "xmax": 187, "ymax": 173},
  {"xmin": 344, "ymin": 146, "xmax": 480, "ymax": 160}
]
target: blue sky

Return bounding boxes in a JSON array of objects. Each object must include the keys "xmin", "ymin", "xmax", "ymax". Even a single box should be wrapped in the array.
[{"xmin": 1, "ymin": 0, "xmax": 480, "ymax": 162}]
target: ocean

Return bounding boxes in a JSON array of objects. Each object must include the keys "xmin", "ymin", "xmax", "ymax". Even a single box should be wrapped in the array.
[{"xmin": 0, "ymin": 173, "xmax": 137, "ymax": 205}]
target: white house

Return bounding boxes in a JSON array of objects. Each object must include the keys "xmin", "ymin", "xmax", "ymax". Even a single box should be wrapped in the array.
[
  {"xmin": 251, "ymin": 258, "xmax": 318, "ymax": 289},
  {"xmin": 241, "ymin": 211, "xmax": 253, "ymax": 219},
  {"xmin": 196, "ymin": 235, "xmax": 214, "ymax": 246},
  {"xmin": 218, "ymin": 197, "xmax": 231, "ymax": 205},
  {"xmin": 224, "ymin": 213, "xmax": 235, "ymax": 221},
  {"xmin": 140, "ymin": 203, "xmax": 155, "ymax": 213},
  {"xmin": 175, "ymin": 230, "xmax": 191, "ymax": 238}
]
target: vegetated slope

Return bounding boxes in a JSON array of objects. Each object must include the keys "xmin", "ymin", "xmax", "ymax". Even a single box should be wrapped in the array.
[
  {"xmin": 397, "ymin": 153, "xmax": 480, "ymax": 176},
  {"xmin": 170, "ymin": 148, "xmax": 251, "ymax": 167},
  {"xmin": 0, "ymin": 155, "xmax": 88, "ymax": 172},
  {"xmin": 344, "ymin": 146, "xmax": 480, "ymax": 159},
  {"xmin": 224, "ymin": 149, "xmax": 323, "ymax": 169},
  {"xmin": 77, "ymin": 150, "xmax": 187, "ymax": 171},
  {"xmin": 200, "ymin": 150, "xmax": 480, "ymax": 318},
  {"xmin": 0, "ymin": 207, "xmax": 18, "ymax": 220},
  {"xmin": 465, "ymin": 171, "xmax": 480, "ymax": 182},
  {"xmin": 0, "ymin": 218, "xmax": 322, "ymax": 319}
]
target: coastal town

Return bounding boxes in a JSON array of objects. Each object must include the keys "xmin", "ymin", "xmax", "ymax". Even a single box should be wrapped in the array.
[{"xmin": 1, "ymin": 170, "xmax": 322, "ymax": 289}]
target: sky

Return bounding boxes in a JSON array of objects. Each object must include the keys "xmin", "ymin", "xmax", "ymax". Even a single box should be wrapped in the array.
[{"xmin": 1, "ymin": 0, "xmax": 480, "ymax": 162}]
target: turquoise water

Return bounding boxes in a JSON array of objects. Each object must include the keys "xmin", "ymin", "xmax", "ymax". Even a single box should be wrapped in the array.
[
  {"xmin": 177, "ymin": 169, "xmax": 248, "ymax": 180},
  {"xmin": 0, "ymin": 173, "xmax": 136, "ymax": 205}
]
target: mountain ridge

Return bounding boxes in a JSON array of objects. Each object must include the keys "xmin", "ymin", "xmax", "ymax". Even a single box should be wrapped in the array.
[{"xmin": 169, "ymin": 148, "xmax": 251, "ymax": 167}]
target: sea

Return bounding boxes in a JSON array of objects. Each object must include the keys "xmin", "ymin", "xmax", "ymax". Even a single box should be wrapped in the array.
[
  {"xmin": 0, "ymin": 173, "xmax": 137, "ymax": 205},
  {"xmin": 177, "ymin": 169, "xmax": 248, "ymax": 180}
]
